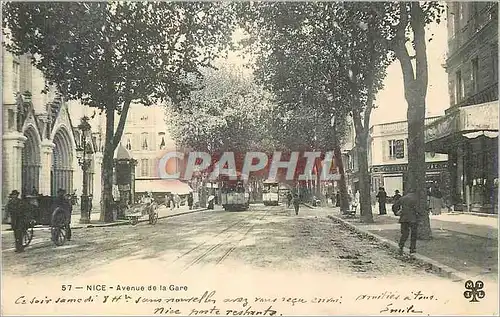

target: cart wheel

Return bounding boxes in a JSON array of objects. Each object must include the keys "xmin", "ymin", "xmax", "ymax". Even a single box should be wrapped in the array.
[
  {"xmin": 51, "ymin": 226, "xmax": 67, "ymax": 246},
  {"xmin": 22, "ymin": 226, "xmax": 34, "ymax": 247},
  {"xmin": 130, "ymin": 217, "xmax": 138, "ymax": 226}
]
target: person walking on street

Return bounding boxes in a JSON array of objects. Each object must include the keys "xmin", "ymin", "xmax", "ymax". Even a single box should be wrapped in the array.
[
  {"xmin": 351, "ymin": 190, "xmax": 360, "ymax": 214},
  {"xmin": 428, "ymin": 183, "xmax": 443, "ymax": 215},
  {"xmin": 392, "ymin": 190, "xmax": 402, "ymax": 215},
  {"xmin": 392, "ymin": 192, "xmax": 420, "ymax": 255},
  {"xmin": 52, "ymin": 188, "xmax": 72, "ymax": 241},
  {"xmin": 287, "ymin": 192, "xmax": 293, "ymax": 208},
  {"xmin": 376, "ymin": 187, "xmax": 387, "ymax": 215},
  {"xmin": 187, "ymin": 193, "xmax": 194, "ymax": 210},
  {"xmin": 7, "ymin": 190, "xmax": 25, "ymax": 252},
  {"xmin": 335, "ymin": 192, "xmax": 341, "ymax": 207},
  {"xmin": 292, "ymin": 193, "xmax": 300, "ymax": 216}
]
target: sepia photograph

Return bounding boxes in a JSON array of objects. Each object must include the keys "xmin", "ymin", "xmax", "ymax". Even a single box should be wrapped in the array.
[{"xmin": 1, "ymin": 1, "xmax": 498, "ymax": 315}]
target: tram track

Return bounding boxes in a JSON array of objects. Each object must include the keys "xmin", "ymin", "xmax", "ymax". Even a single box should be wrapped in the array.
[
  {"xmin": 215, "ymin": 210, "xmax": 270, "ymax": 265},
  {"xmin": 172, "ymin": 210, "xmax": 258, "ymax": 264},
  {"xmin": 179, "ymin": 207, "xmax": 273, "ymax": 271}
]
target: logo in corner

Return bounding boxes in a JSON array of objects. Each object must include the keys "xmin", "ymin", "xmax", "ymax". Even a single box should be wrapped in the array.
[{"xmin": 464, "ymin": 280, "xmax": 485, "ymax": 303}]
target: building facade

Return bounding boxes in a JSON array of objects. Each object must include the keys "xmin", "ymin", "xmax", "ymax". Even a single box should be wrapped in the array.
[
  {"xmin": 117, "ymin": 105, "xmax": 190, "ymax": 199},
  {"xmin": 425, "ymin": 2, "xmax": 498, "ymax": 214},
  {"xmin": 369, "ymin": 118, "xmax": 450, "ymax": 201},
  {"xmin": 2, "ymin": 49, "xmax": 185, "ymax": 216},
  {"xmin": 1, "ymin": 50, "xmax": 103, "ymax": 207}
]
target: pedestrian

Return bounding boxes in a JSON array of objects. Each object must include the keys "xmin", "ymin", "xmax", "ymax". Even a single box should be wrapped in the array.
[
  {"xmin": 286, "ymin": 192, "xmax": 293, "ymax": 208},
  {"xmin": 392, "ymin": 190, "xmax": 402, "ymax": 215},
  {"xmin": 293, "ymin": 193, "xmax": 300, "ymax": 216},
  {"xmin": 207, "ymin": 195, "xmax": 215, "ymax": 210},
  {"xmin": 352, "ymin": 190, "xmax": 360, "ymax": 214},
  {"xmin": 52, "ymin": 188, "xmax": 72, "ymax": 241},
  {"xmin": 174, "ymin": 194, "xmax": 181, "ymax": 208},
  {"xmin": 7, "ymin": 190, "xmax": 26, "ymax": 252},
  {"xmin": 335, "ymin": 192, "xmax": 341, "ymax": 207},
  {"xmin": 187, "ymin": 193, "xmax": 194, "ymax": 210},
  {"xmin": 429, "ymin": 183, "xmax": 443, "ymax": 215},
  {"xmin": 376, "ymin": 187, "xmax": 387, "ymax": 215},
  {"xmin": 392, "ymin": 191, "xmax": 420, "ymax": 255}
]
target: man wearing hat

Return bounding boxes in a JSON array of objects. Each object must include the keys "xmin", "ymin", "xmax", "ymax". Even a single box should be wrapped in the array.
[
  {"xmin": 52, "ymin": 188, "xmax": 72, "ymax": 241},
  {"xmin": 7, "ymin": 190, "xmax": 25, "ymax": 252}
]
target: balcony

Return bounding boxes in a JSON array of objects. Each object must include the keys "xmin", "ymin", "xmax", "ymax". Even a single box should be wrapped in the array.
[
  {"xmin": 451, "ymin": 82, "xmax": 498, "ymax": 110},
  {"xmin": 448, "ymin": 3, "xmax": 497, "ymax": 58}
]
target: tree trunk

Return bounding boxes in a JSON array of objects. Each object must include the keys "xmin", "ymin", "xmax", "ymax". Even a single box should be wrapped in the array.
[
  {"xmin": 333, "ymin": 131, "xmax": 350, "ymax": 214},
  {"xmin": 407, "ymin": 97, "xmax": 431, "ymax": 239},
  {"xmin": 393, "ymin": 3, "xmax": 432, "ymax": 239},
  {"xmin": 100, "ymin": 108, "xmax": 116, "ymax": 222},
  {"xmin": 356, "ymin": 130, "xmax": 374, "ymax": 223}
]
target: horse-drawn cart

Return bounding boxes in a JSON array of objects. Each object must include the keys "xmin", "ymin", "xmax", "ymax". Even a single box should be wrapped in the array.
[
  {"xmin": 125, "ymin": 202, "xmax": 159, "ymax": 225},
  {"xmin": 20, "ymin": 195, "xmax": 72, "ymax": 248}
]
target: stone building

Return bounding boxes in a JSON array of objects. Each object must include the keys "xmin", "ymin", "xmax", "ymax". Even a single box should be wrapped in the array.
[
  {"xmin": 425, "ymin": 2, "xmax": 498, "ymax": 213},
  {"xmin": 369, "ymin": 118, "xmax": 450, "ymax": 201},
  {"xmin": 1, "ymin": 50, "xmax": 100, "ymax": 204},
  {"xmin": 118, "ymin": 104, "xmax": 191, "ymax": 198}
]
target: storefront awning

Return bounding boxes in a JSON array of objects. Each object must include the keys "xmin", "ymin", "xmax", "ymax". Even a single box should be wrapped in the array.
[
  {"xmin": 425, "ymin": 100, "xmax": 499, "ymax": 153},
  {"xmin": 135, "ymin": 179, "xmax": 193, "ymax": 195}
]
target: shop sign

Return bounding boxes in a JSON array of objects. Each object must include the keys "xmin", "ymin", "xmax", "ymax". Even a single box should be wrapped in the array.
[
  {"xmin": 460, "ymin": 101, "xmax": 499, "ymax": 131},
  {"xmin": 425, "ymin": 112, "xmax": 459, "ymax": 143},
  {"xmin": 371, "ymin": 161, "xmax": 448, "ymax": 173}
]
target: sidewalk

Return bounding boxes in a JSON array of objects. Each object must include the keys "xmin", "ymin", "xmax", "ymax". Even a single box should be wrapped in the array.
[
  {"xmin": 322, "ymin": 205, "xmax": 498, "ymax": 282},
  {"xmin": 1, "ymin": 205, "xmax": 207, "ymax": 234}
]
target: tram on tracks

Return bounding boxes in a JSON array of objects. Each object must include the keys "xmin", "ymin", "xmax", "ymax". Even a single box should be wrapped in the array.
[
  {"xmin": 219, "ymin": 172, "xmax": 250, "ymax": 211},
  {"xmin": 262, "ymin": 179, "xmax": 280, "ymax": 206}
]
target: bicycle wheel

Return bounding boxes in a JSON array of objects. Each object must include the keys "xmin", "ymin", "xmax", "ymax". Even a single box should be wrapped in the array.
[{"xmin": 22, "ymin": 226, "xmax": 34, "ymax": 247}]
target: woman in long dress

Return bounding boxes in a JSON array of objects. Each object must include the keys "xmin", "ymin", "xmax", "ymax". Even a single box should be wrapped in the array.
[{"xmin": 429, "ymin": 186, "xmax": 443, "ymax": 215}]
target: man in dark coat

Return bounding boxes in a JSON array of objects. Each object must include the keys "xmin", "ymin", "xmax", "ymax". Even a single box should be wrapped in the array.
[
  {"xmin": 392, "ymin": 192, "xmax": 420, "ymax": 255},
  {"xmin": 52, "ymin": 188, "xmax": 72, "ymax": 241},
  {"xmin": 187, "ymin": 193, "xmax": 194, "ymax": 210},
  {"xmin": 292, "ymin": 193, "xmax": 300, "ymax": 216},
  {"xmin": 376, "ymin": 187, "xmax": 387, "ymax": 215},
  {"xmin": 7, "ymin": 190, "xmax": 25, "ymax": 252}
]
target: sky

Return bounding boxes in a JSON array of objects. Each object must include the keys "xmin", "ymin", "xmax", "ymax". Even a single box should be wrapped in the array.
[
  {"xmin": 223, "ymin": 19, "xmax": 451, "ymax": 128},
  {"xmin": 371, "ymin": 21, "xmax": 451, "ymax": 125}
]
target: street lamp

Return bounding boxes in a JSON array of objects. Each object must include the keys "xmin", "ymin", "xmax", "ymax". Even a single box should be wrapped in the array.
[{"xmin": 76, "ymin": 116, "xmax": 92, "ymax": 224}]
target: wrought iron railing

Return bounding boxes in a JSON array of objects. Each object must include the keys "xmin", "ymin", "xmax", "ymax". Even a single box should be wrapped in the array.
[{"xmin": 455, "ymin": 82, "xmax": 498, "ymax": 108}]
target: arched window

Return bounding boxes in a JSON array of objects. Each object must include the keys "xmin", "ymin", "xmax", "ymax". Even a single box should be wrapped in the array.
[
  {"xmin": 142, "ymin": 132, "xmax": 149, "ymax": 150},
  {"xmin": 158, "ymin": 132, "xmax": 166, "ymax": 150},
  {"xmin": 124, "ymin": 133, "xmax": 132, "ymax": 150}
]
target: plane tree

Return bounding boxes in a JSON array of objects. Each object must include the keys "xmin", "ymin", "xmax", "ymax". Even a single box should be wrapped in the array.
[
  {"xmin": 3, "ymin": 2, "xmax": 237, "ymax": 221},
  {"xmin": 238, "ymin": 2, "xmax": 392, "ymax": 220}
]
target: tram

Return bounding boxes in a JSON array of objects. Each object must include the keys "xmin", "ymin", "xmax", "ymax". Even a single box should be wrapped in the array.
[
  {"xmin": 262, "ymin": 179, "xmax": 280, "ymax": 206},
  {"xmin": 220, "ymin": 173, "xmax": 250, "ymax": 211}
]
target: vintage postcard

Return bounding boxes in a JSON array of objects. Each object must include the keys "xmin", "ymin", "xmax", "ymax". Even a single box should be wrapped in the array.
[{"xmin": 1, "ymin": 1, "xmax": 498, "ymax": 316}]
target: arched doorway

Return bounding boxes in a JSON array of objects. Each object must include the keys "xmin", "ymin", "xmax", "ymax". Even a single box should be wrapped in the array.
[
  {"xmin": 22, "ymin": 126, "xmax": 41, "ymax": 196},
  {"xmin": 51, "ymin": 127, "xmax": 73, "ymax": 195}
]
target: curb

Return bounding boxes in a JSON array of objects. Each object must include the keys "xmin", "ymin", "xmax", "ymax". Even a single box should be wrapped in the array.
[
  {"xmin": 326, "ymin": 214, "xmax": 469, "ymax": 283},
  {"xmin": 72, "ymin": 208, "xmax": 208, "ymax": 230}
]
